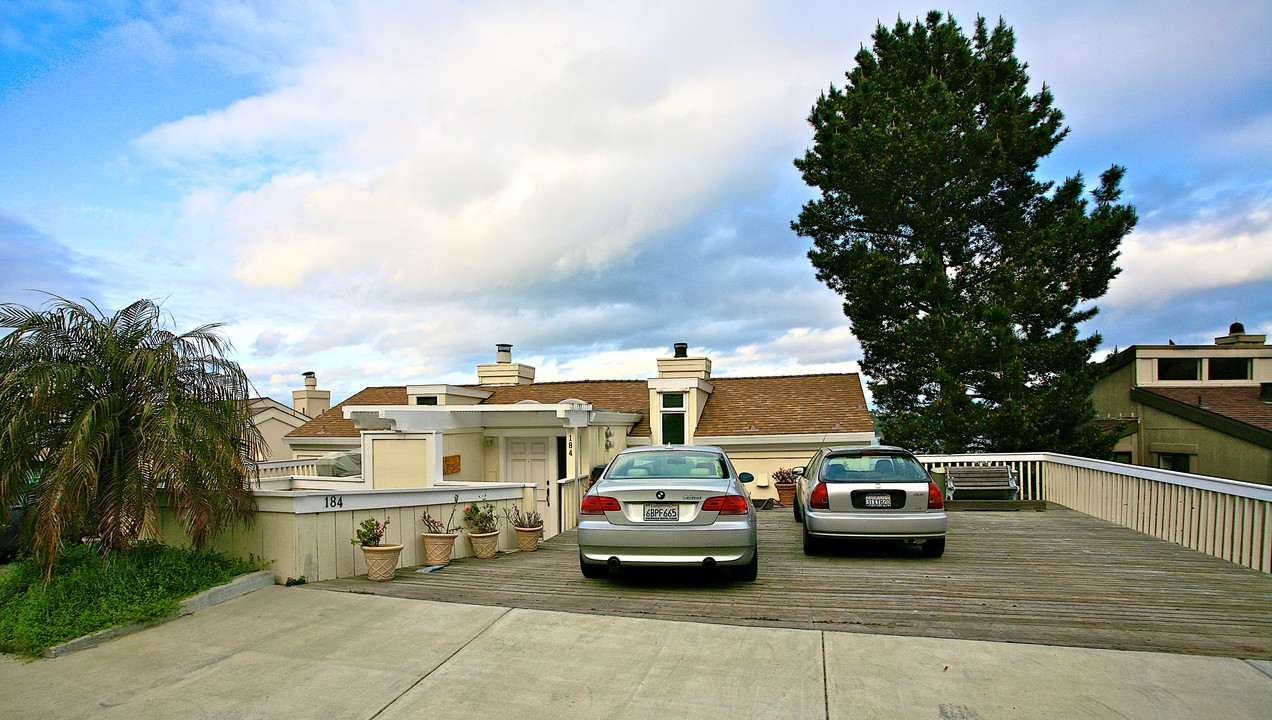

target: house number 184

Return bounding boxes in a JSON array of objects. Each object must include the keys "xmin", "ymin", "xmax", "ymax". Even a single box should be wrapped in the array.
[{"xmin": 324, "ymin": 496, "xmax": 344, "ymax": 509}]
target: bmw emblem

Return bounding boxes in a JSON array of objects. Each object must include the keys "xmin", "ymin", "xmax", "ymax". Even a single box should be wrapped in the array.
[{"xmin": 656, "ymin": 491, "xmax": 665, "ymax": 500}]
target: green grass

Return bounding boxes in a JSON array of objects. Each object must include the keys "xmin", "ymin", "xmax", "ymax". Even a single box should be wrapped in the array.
[{"xmin": 0, "ymin": 541, "xmax": 263, "ymax": 657}]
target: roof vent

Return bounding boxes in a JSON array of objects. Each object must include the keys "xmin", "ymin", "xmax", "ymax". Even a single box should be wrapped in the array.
[
  {"xmin": 673, "ymin": 342, "xmax": 688, "ymax": 358},
  {"xmin": 1230, "ymin": 322, "xmax": 1245, "ymax": 334}
]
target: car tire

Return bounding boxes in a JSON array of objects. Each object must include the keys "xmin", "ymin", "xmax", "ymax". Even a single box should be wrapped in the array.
[
  {"xmin": 579, "ymin": 554, "xmax": 608, "ymax": 578},
  {"xmin": 922, "ymin": 537, "xmax": 946, "ymax": 558},
  {"xmin": 793, "ymin": 498, "xmax": 803, "ymax": 523},
  {"xmin": 734, "ymin": 549, "xmax": 758, "ymax": 582},
  {"xmin": 802, "ymin": 524, "xmax": 821, "ymax": 555}
]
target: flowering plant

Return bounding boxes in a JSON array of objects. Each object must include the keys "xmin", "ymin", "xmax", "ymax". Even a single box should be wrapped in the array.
[
  {"xmin": 422, "ymin": 494, "xmax": 461, "ymax": 534},
  {"xmin": 771, "ymin": 467, "xmax": 800, "ymax": 484},
  {"xmin": 503, "ymin": 504, "xmax": 543, "ymax": 529},
  {"xmin": 351, "ymin": 516, "xmax": 391, "ymax": 547},
  {"xmin": 463, "ymin": 495, "xmax": 500, "ymax": 534}
]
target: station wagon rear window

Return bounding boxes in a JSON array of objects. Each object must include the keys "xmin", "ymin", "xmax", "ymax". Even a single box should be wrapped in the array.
[
  {"xmin": 821, "ymin": 455, "xmax": 927, "ymax": 483},
  {"xmin": 608, "ymin": 451, "xmax": 726, "ymax": 479}
]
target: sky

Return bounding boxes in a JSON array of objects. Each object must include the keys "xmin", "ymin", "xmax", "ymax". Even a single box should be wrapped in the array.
[{"xmin": 2, "ymin": 0, "xmax": 1270, "ymax": 406}]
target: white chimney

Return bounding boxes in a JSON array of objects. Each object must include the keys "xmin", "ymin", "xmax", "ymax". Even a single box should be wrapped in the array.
[
  {"xmin": 477, "ymin": 344, "xmax": 535, "ymax": 385},
  {"xmin": 293, "ymin": 371, "xmax": 331, "ymax": 417}
]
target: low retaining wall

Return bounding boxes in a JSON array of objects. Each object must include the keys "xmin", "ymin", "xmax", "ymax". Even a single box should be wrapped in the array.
[{"xmin": 159, "ymin": 484, "xmax": 536, "ymax": 582}]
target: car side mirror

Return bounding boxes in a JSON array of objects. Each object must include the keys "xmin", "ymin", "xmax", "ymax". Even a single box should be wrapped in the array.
[
  {"xmin": 739, "ymin": 472, "xmax": 754, "ymax": 483},
  {"xmin": 794, "ymin": 467, "xmax": 805, "ymax": 476}
]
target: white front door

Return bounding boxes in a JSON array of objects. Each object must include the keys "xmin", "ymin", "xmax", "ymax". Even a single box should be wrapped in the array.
[{"xmin": 508, "ymin": 438, "xmax": 555, "ymax": 537}]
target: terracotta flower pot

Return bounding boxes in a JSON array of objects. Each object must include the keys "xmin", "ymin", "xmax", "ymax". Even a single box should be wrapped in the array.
[
  {"xmin": 514, "ymin": 525, "xmax": 543, "ymax": 552},
  {"xmin": 360, "ymin": 543, "xmax": 403, "ymax": 581},
  {"xmin": 775, "ymin": 482, "xmax": 797, "ymax": 506},
  {"xmin": 422, "ymin": 532, "xmax": 458, "ymax": 566},
  {"xmin": 469, "ymin": 530, "xmax": 499, "ymax": 559}
]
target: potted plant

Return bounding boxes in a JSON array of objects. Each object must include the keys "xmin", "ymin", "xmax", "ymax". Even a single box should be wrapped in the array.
[
  {"xmin": 504, "ymin": 505, "xmax": 544, "ymax": 552},
  {"xmin": 351, "ymin": 515, "xmax": 401, "ymax": 581},
  {"xmin": 463, "ymin": 495, "xmax": 500, "ymax": 559},
  {"xmin": 772, "ymin": 467, "xmax": 799, "ymax": 506},
  {"xmin": 420, "ymin": 494, "xmax": 461, "ymax": 566}
]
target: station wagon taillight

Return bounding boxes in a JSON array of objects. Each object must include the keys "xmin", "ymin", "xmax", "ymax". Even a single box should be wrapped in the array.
[
  {"xmin": 927, "ymin": 481, "xmax": 944, "ymax": 509},
  {"xmin": 809, "ymin": 482, "xmax": 829, "ymax": 509},
  {"xmin": 580, "ymin": 495, "xmax": 621, "ymax": 514},
  {"xmin": 701, "ymin": 495, "xmax": 748, "ymax": 515}
]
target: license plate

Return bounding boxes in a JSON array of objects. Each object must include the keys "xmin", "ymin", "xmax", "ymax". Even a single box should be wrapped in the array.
[
  {"xmin": 865, "ymin": 494, "xmax": 892, "ymax": 508},
  {"xmin": 644, "ymin": 503, "xmax": 678, "ymax": 521}
]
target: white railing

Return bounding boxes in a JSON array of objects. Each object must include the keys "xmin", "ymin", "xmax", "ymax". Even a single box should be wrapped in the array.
[
  {"xmin": 920, "ymin": 453, "xmax": 1047, "ymax": 500},
  {"xmin": 557, "ymin": 475, "xmax": 587, "ymax": 533},
  {"xmin": 919, "ymin": 452, "xmax": 1272, "ymax": 573},
  {"xmin": 256, "ymin": 458, "xmax": 319, "ymax": 479}
]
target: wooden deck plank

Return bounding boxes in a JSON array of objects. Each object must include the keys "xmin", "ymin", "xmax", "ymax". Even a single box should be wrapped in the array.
[{"xmin": 308, "ymin": 505, "xmax": 1272, "ymax": 659}]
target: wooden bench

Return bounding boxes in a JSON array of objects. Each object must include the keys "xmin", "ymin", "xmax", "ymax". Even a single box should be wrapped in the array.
[{"xmin": 944, "ymin": 465, "xmax": 1019, "ymax": 501}]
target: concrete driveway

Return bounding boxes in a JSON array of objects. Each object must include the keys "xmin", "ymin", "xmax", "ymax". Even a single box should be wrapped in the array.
[{"xmin": 2, "ymin": 585, "xmax": 1269, "ymax": 719}]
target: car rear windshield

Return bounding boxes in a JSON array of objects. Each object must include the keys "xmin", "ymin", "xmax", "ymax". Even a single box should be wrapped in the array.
[
  {"xmin": 821, "ymin": 455, "xmax": 927, "ymax": 483},
  {"xmin": 607, "ymin": 451, "xmax": 727, "ymax": 479}
]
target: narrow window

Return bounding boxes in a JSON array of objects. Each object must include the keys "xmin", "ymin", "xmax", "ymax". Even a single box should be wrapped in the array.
[
  {"xmin": 1157, "ymin": 358, "xmax": 1199, "ymax": 381},
  {"xmin": 1207, "ymin": 357, "xmax": 1250, "ymax": 380},
  {"xmin": 415, "ymin": 396, "xmax": 438, "ymax": 405},
  {"xmin": 1156, "ymin": 453, "xmax": 1190, "ymax": 473},
  {"xmin": 662, "ymin": 413, "xmax": 685, "ymax": 445},
  {"xmin": 660, "ymin": 393, "xmax": 686, "ymax": 444}
]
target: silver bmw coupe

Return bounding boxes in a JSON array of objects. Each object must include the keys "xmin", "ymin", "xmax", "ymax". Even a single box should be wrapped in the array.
[{"xmin": 578, "ymin": 446, "xmax": 758, "ymax": 581}]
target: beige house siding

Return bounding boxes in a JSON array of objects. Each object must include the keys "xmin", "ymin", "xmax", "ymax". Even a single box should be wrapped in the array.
[
  {"xmin": 442, "ymin": 430, "xmax": 485, "ymax": 484},
  {"xmin": 1093, "ymin": 362, "xmax": 1138, "ymax": 418},
  {"xmin": 1137, "ymin": 404, "xmax": 1272, "ymax": 485},
  {"xmin": 370, "ymin": 436, "xmax": 430, "ymax": 489}
]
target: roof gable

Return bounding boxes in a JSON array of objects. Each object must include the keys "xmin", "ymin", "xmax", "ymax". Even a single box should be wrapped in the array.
[{"xmin": 285, "ymin": 386, "xmax": 407, "ymax": 438}]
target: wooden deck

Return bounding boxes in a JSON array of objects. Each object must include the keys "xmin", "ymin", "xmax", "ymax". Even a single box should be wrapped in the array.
[{"xmin": 309, "ymin": 505, "xmax": 1272, "ymax": 659}]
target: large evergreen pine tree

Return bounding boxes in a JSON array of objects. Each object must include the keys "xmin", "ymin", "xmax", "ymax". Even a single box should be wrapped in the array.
[{"xmin": 793, "ymin": 12, "xmax": 1137, "ymax": 456}]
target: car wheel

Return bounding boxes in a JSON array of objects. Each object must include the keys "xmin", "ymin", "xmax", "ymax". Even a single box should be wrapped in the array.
[
  {"xmin": 802, "ymin": 524, "xmax": 821, "ymax": 555},
  {"xmin": 793, "ymin": 498, "xmax": 803, "ymax": 523},
  {"xmin": 734, "ymin": 549, "xmax": 758, "ymax": 582},
  {"xmin": 922, "ymin": 537, "xmax": 946, "ymax": 558},
  {"xmin": 579, "ymin": 554, "xmax": 608, "ymax": 578}
]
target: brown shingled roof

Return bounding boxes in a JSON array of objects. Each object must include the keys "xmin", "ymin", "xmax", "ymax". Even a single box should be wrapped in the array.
[
  {"xmin": 696, "ymin": 374, "xmax": 873, "ymax": 436},
  {"xmin": 1143, "ymin": 386, "xmax": 1272, "ymax": 433},
  {"xmin": 284, "ymin": 386, "xmax": 407, "ymax": 438},
  {"xmin": 479, "ymin": 380, "xmax": 651, "ymax": 437},
  {"xmin": 284, "ymin": 373, "xmax": 874, "ymax": 440}
]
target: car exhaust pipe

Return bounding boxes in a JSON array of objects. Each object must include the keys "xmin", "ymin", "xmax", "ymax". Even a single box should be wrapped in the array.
[
  {"xmin": 608, "ymin": 557, "xmax": 621, "ymax": 571},
  {"xmin": 702, "ymin": 557, "xmax": 716, "ymax": 569}
]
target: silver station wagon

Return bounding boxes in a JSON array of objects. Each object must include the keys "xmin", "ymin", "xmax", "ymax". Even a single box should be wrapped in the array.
[
  {"xmin": 578, "ymin": 446, "xmax": 758, "ymax": 581},
  {"xmin": 795, "ymin": 446, "xmax": 947, "ymax": 557}
]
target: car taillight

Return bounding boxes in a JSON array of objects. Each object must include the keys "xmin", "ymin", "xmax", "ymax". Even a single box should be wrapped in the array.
[
  {"xmin": 580, "ymin": 495, "xmax": 621, "ymax": 514},
  {"xmin": 701, "ymin": 495, "xmax": 748, "ymax": 515},
  {"xmin": 809, "ymin": 482, "xmax": 829, "ymax": 509},
  {"xmin": 928, "ymin": 481, "xmax": 944, "ymax": 509}
]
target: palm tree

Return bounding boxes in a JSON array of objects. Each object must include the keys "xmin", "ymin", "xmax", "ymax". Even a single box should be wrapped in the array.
[{"xmin": 0, "ymin": 296, "xmax": 262, "ymax": 577}]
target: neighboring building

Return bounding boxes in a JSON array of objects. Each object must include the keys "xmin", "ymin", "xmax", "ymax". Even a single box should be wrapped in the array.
[
  {"xmin": 1092, "ymin": 323, "xmax": 1272, "ymax": 486},
  {"xmin": 248, "ymin": 371, "xmax": 332, "ymax": 462},
  {"xmin": 283, "ymin": 343, "xmax": 875, "ymax": 533}
]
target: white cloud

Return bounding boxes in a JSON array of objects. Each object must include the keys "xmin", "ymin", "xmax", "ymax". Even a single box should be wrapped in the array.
[
  {"xmin": 133, "ymin": 3, "xmax": 829, "ymax": 299},
  {"xmin": 1106, "ymin": 195, "xmax": 1272, "ymax": 310}
]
